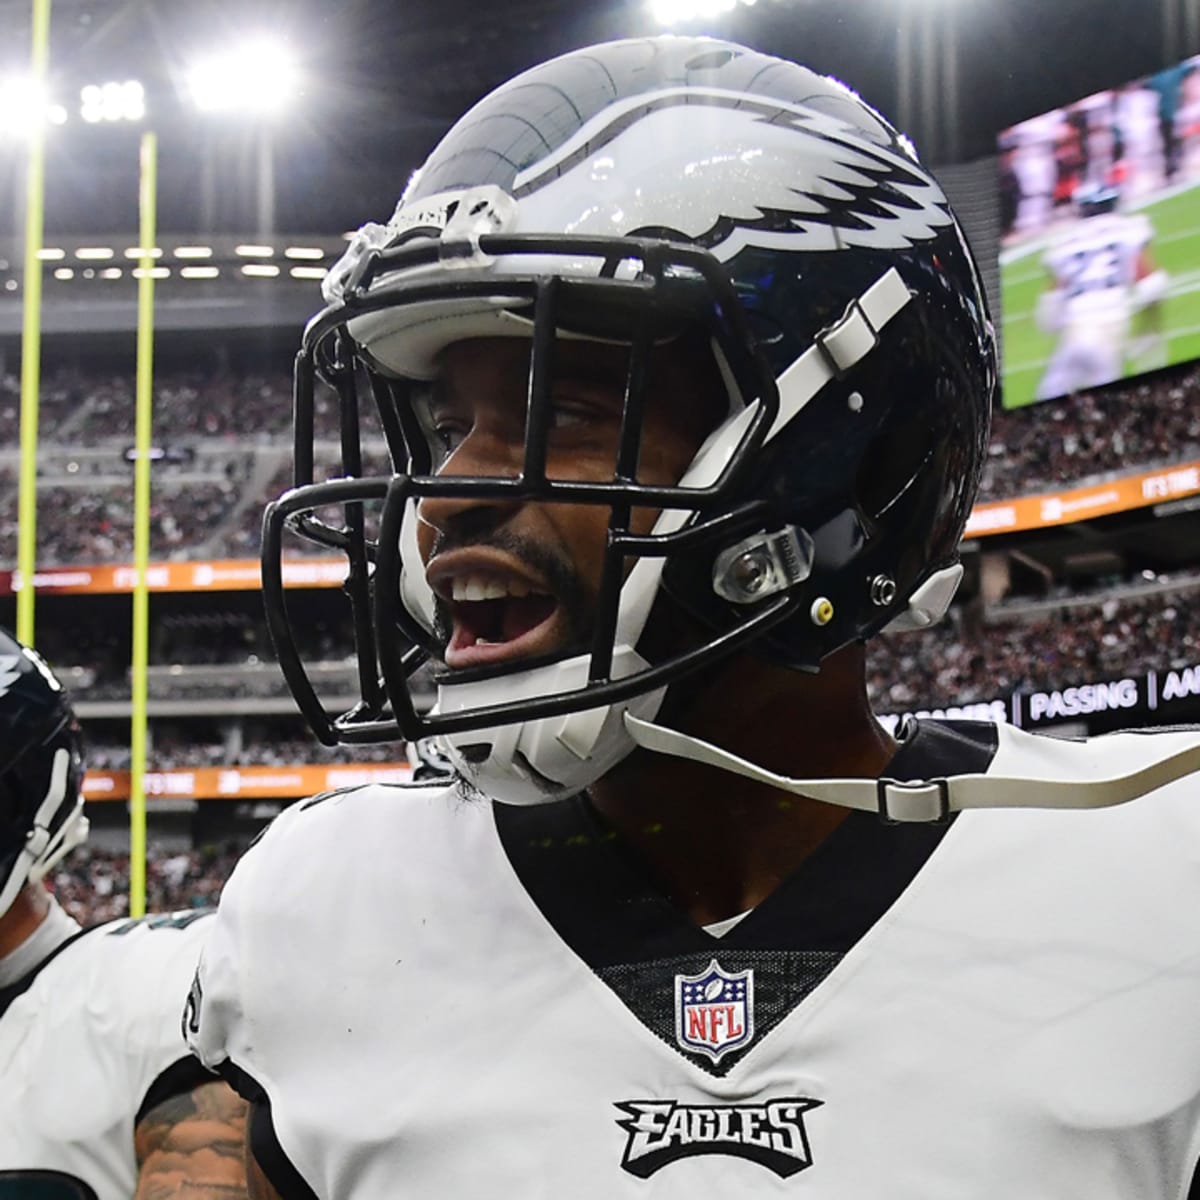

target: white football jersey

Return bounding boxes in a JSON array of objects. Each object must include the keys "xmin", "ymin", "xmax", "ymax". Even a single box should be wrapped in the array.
[
  {"xmin": 189, "ymin": 721, "xmax": 1200, "ymax": 1198},
  {"xmin": 0, "ymin": 909, "xmax": 216, "ymax": 1200},
  {"xmin": 1043, "ymin": 212, "xmax": 1152, "ymax": 329}
]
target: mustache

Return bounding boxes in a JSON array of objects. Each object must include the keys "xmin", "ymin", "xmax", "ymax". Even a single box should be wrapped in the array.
[{"xmin": 427, "ymin": 527, "xmax": 595, "ymax": 652}]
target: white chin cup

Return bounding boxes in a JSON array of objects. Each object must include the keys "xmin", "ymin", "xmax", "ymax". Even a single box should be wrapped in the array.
[{"xmin": 435, "ymin": 646, "xmax": 666, "ymax": 805}]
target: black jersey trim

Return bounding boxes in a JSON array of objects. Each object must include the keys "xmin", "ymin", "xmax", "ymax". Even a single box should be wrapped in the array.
[
  {"xmin": 216, "ymin": 1059, "xmax": 319, "ymax": 1200},
  {"xmin": 495, "ymin": 717, "xmax": 998, "ymax": 959},
  {"xmin": 494, "ymin": 717, "xmax": 999, "ymax": 1075},
  {"xmin": 0, "ymin": 925, "xmax": 94, "ymax": 1021},
  {"xmin": 134, "ymin": 1053, "xmax": 219, "ymax": 1127}
]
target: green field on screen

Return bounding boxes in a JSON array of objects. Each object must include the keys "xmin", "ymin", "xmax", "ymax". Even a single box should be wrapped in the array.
[{"xmin": 999, "ymin": 180, "xmax": 1200, "ymax": 409}]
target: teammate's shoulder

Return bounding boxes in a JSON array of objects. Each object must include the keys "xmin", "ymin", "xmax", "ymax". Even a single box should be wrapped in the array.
[
  {"xmin": 45, "ymin": 906, "xmax": 212, "ymax": 965},
  {"xmin": 33, "ymin": 909, "xmax": 215, "ymax": 1039},
  {"xmin": 93, "ymin": 905, "xmax": 216, "ymax": 943},
  {"xmin": 73, "ymin": 907, "xmax": 216, "ymax": 977}
]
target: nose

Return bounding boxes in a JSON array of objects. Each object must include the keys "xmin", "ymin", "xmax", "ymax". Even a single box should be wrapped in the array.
[{"xmin": 416, "ymin": 425, "xmax": 524, "ymax": 543}]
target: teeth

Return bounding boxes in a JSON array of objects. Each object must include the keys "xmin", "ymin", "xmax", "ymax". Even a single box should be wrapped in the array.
[{"xmin": 450, "ymin": 574, "xmax": 537, "ymax": 602}]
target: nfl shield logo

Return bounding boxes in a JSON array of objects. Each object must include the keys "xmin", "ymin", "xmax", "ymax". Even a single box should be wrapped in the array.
[{"xmin": 675, "ymin": 958, "xmax": 755, "ymax": 1062}]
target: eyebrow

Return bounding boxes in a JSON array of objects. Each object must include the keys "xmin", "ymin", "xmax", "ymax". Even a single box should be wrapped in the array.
[
  {"xmin": 551, "ymin": 350, "xmax": 633, "ymax": 399},
  {"xmin": 428, "ymin": 351, "xmax": 635, "ymax": 413}
]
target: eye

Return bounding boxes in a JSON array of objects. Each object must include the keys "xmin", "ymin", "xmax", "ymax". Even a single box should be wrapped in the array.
[
  {"xmin": 430, "ymin": 417, "xmax": 469, "ymax": 459},
  {"xmin": 413, "ymin": 387, "xmax": 470, "ymax": 462},
  {"xmin": 545, "ymin": 383, "xmax": 620, "ymax": 433},
  {"xmin": 548, "ymin": 401, "xmax": 590, "ymax": 430}
]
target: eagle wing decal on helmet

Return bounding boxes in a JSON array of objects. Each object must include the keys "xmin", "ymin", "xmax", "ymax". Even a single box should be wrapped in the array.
[{"xmin": 509, "ymin": 88, "xmax": 955, "ymax": 258}]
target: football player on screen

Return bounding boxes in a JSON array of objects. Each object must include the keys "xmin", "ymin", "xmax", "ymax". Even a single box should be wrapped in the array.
[
  {"xmin": 0, "ymin": 628, "xmax": 247, "ymax": 1198},
  {"xmin": 1034, "ymin": 181, "xmax": 1169, "ymax": 399},
  {"xmin": 187, "ymin": 37, "xmax": 1200, "ymax": 1198}
]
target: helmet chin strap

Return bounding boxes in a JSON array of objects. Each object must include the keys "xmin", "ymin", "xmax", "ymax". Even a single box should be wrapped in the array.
[{"xmin": 624, "ymin": 713, "xmax": 1200, "ymax": 824}]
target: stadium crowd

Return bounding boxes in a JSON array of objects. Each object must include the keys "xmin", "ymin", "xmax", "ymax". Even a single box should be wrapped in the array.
[
  {"xmin": 0, "ymin": 362, "xmax": 369, "ymax": 445},
  {"xmin": 979, "ymin": 362, "xmax": 1200, "ymax": 499},
  {"xmin": 50, "ymin": 841, "xmax": 244, "ymax": 926},
  {"xmin": 867, "ymin": 585, "xmax": 1200, "ymax": 711},
  {"xmin": 15, "ymin": 481, "xmax": 241, "ymax": 565},
  {"xmin": 84, "ymin": 731, "xmax": 406, "ymax": 771},
  {"xmin": 3, "ymin": 358, "xmax": 1200, "ymax": 566}
]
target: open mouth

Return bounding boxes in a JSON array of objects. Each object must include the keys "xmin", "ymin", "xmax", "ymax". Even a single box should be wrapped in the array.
[{"xmin": 436, "ymin": 572, "xmax": 562, "ymax": 669}]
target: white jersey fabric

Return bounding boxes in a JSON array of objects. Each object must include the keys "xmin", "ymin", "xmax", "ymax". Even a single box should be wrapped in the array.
[
  {"xmin": 1036, "ymin": 212, "xmax": 1154, "ymax": 399},
  {"xmin": 189, "ymin": 721, "xmax": 1200, "ymax": 1198},
  {"xmin": 0, "ymin": 909, "xmax": 216, "ymax": 1200}
]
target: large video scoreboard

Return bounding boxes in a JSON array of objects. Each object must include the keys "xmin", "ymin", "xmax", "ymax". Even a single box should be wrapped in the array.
[{"xmin": 998, "ymin": 54, "xmax": 1200, "ymax": 408}]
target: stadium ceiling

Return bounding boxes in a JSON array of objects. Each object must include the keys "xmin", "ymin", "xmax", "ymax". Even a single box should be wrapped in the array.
[{"xmin": 0, "ymin": 0, "xmax": 1194, "ymax": 235}]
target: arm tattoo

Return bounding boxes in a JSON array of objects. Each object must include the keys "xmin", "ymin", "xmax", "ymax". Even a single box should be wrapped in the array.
[{"xmin": 134, "ymin": 1079, "xmax": 250, "ymax": 1199}]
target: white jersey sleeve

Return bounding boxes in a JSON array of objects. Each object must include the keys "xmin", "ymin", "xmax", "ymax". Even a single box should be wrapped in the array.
[{"xmin": 0, "ymin": 908, "xmax": 217, "ymax": 1200}]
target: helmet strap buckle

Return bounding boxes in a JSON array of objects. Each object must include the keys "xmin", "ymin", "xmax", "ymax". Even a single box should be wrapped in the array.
[{"xmin": 815, "ymin": 295, "xmax": 880, "ymax": 379}]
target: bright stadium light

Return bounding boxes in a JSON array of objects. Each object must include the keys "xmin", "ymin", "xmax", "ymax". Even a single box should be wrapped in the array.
[
  {"xmin": 0, "ymin": 74, "xmax": 61, "ymax": 137},
  {"xmin": 80, "ymin": 80, "xmax": 146, "ymax": 124},
  {"xmin": 185, "ymin": 39, "xmax": 300, "ymax": 116},
  {"xmin": 650, "ymin": 0, "xmax": 755, "ymax": 25}
]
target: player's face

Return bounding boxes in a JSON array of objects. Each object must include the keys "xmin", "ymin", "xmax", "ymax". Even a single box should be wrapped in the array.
[{"xmin": 415, "ymin": 335, "xmax": 725, "ymax": 671}]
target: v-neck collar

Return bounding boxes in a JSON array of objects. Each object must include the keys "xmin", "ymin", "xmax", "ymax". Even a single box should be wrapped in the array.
[{"xmin": 494, "ymin": 717, "xmax": 999, "ymax": 1075}]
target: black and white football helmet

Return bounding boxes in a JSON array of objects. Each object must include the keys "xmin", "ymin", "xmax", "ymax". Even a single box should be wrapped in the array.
[
  {"xmin": 263, "ymin": 36, "xmax": 996, "ymax": 804},
  {"xmin": 1074, "ymin": 181, "xmax": 1121, "ymax": 218},
  {"xmin": 0, "ymin": 628, "xmax": 87, "ymax": 916}
]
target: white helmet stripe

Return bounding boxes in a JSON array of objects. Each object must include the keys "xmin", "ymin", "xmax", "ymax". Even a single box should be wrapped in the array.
[{"xmin": 768, "ymin": 266, "xmax": 911, "ymax": 442}]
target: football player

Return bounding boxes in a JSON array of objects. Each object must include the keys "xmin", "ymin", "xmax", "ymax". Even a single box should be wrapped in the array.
[
  {"xmin": 1034, "ymin": 182, "xmax": 1169, "ymax": 399},
  {"xmin": 0, "ymin": 628, "xmax": 247, "ymax": 1198},
  {"xmin": 188, "ymin": 37, "xmax": 1200, "ymax": 1197}
]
